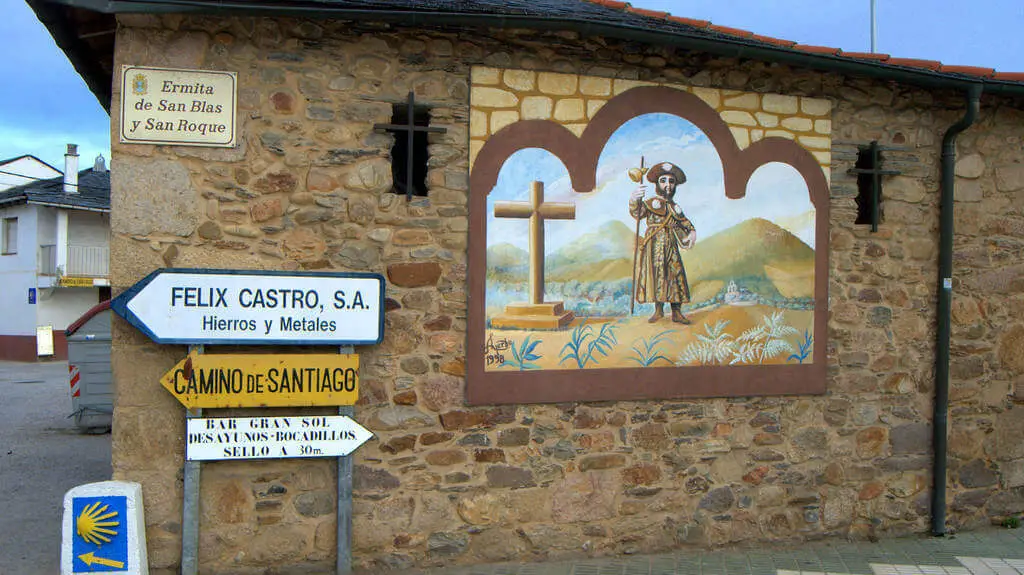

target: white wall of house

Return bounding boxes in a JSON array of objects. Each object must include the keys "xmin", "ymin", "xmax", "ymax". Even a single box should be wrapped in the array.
[
  {"xmin": 0, "ymin": 157, "xmax": 61, "ymax": 191},
  {"xmin": 37, "ymin": 207, "xmax": 56, "ymax": 249},
  {"xmin": 69, "ymin": 211, "xmax": 109, "ymax": 247},
  {"xmin": 36, "ymin": 287, "xmax": 100, "ymax": 332},
  {"xmin": 35, "ymin": 207, "xmax": 59, "ymax": 287},
  {"xmin": 0, "ymin": 204, "xmax": 40, "ymax": 336}
]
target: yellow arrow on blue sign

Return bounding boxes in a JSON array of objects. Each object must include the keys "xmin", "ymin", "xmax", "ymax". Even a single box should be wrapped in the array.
[{"xmin": 78, "ymin": 552, "xmax": 125, "ymax": 569}]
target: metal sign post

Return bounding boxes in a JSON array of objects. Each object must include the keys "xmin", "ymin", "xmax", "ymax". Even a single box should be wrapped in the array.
[
  {"xmin": 181, "ymin": 344, "xmax": 203, "ymax": 575},
  {"xmin": 337, "ymin": 344, "xmax": 354, "ymax": 575}
]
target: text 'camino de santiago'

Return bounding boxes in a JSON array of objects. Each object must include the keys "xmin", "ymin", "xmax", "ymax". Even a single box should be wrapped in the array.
[{"xmin": 171, "ymin": 365, "xmax": 358, "ymax": 396}]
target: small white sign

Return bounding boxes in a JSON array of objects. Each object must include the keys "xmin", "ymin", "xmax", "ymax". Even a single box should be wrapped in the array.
[
  {"xmin": 120, "ymin": 65, "xmax": 237, "ymax": 147},
  {"xmin": 62, "ymin": 481, "xmax": 148, "ymax": 575},
  {"xmin": 111, "ymin": 269, "xmax": 385, "ymax": 345},
  {"xmin": 37, "ymin": 325, "xmax": 54, "ymax": 356},
  {"xmin": 186, "ymin": 415, "xmax": 373, "ymax": 461}
]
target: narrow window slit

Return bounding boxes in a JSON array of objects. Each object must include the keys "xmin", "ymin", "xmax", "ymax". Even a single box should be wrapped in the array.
[
  {"xmin": 388, "ymin": 103, "xmax": 431, "ymax": 198},
  {"xmin": 374, "ymin": 92, "xmax": 447, "ymax": 201},
  {"xmin": 854, "ymin": 142, "xmax": 885, "ymax": 230}
]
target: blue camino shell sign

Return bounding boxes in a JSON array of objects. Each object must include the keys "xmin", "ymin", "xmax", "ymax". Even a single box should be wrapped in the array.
[{"xmin": 72, "ymin": 496, "xmax": 129, "ymax": 572}]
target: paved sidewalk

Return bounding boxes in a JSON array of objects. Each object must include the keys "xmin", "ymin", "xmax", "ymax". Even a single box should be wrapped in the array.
[
  {"xmin": 406, "ymin": 528, "xmax": 1024, "ymax": 575},
  {"xmin": 0, "ymin": 360, "xmax": 112, "ymax": 575}
]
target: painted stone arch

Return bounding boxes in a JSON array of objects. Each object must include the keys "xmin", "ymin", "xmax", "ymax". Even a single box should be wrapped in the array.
[{"xmin": 468, "ymin": 72, "xmax": 830, "ymax": 405}]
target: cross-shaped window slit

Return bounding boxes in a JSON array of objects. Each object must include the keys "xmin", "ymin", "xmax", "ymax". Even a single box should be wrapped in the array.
[{"xmin": 373, "ymin": 92, "xmax": 450, "ymax": 200}]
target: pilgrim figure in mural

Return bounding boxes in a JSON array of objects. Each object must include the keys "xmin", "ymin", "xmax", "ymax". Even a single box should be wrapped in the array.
[{"xmin": 629, "ymin": 162, "xmax": 697, "ymax": 324}]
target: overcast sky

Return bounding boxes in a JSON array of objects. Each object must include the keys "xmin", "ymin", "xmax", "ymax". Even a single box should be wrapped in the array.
[{"xmin": 1, "ymin": 0, "xmax": 1021, "ymax": 170}]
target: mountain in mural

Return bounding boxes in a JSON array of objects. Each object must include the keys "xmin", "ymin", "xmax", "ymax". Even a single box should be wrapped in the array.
[
  {"xmin": 685, "ymin": 218, "xmax": 813, "ymax": 280},
  {"xmin": 772, "ymin": 209, "xmax": 816, "ymax": 248},
  {"xmin": 486, "ymin": 242, "xmax": 529, "ymax": 283},
  {"xmin": 487, "ymin": 220, "xmax": 635, "ymax": 283},
  {"xmin": 547, "ymin": 220, "xmax": 635, "ymax": 282},
  {"xmin": 486, "ymin": 217, "xmax": 813, "ymax": 300},
  {"xmin": 684, "ymin": 217, "xmax": 814, "ymax": 300}
]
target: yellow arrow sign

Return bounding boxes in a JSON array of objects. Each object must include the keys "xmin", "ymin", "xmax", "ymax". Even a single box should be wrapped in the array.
[
  {"xmin": 160, "ymin": 352, "xmax": 359, "ymax": 409},
  {"xmin": 78, "ymin": 552, "xmax": 125, "ymax": 569}
]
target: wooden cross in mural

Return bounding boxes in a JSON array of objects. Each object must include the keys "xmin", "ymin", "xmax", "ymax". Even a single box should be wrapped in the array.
[
  {"xmin": 373, "ymin": 91, "xmax": 447, "ymax": 201},
  {"xmin": 493, "ymin": 181, "xmax": 576, "ymax": 305}
]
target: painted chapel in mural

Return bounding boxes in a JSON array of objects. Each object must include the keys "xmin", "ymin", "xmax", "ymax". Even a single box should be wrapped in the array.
[{"xmin": 467, "ymin": 68, "xmax": 831, "ymax": 403}]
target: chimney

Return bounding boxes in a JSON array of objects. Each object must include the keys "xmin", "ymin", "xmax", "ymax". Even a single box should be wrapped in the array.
[
  {"xmin": 93, "ymin": 154, "xmax": 106, "ymax": 172},
  {"xmin": 64, "ymin": 144, "xmax": 79, "ymax": 194}
]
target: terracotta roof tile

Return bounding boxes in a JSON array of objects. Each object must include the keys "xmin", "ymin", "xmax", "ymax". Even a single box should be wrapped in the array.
[
  {"xmin": 993, "ymin": 72, "xmax": 1024, "ymax": 82},
  {"xmin": 793, "ymin": 44, "xmax": 841, "ymax": 55},
  {"xmin": 627, "ymin": 6, "xmax": 669, "ymax": 19},
  {"xmin": 587, "ymin": 0, "xmax": 628, "ymax": 8},
  {"xmin": 750, "ymin": 34, "xmax": 797, "ymax": 48},
  {"xmin": 666, "ymin": 15, "xmax": 710, "ymax": 29},
  {"xmin": 886, "ymin": 57, "xmax": 943, "ymax": 71},
  {"xmin": 841, "ymin": 51, "xmax": 891, "ymax": 62},
  {"xmin": 571, "ymin": 0, "xmax": 1024, "ymax": 85},
  {"xmin": 939, "ymin": 65, "xmax": 996, "ymax": 78},
  {"xmin": 707, "ymin": 24, "xmax": 754, "ymax": 38}
]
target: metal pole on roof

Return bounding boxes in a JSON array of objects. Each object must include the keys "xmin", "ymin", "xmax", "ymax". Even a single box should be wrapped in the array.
[{"xmin": 870, "ymin": 0, "xmax": 877, "ymax": 53}]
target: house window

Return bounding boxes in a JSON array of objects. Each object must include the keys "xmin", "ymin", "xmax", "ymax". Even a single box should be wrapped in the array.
[
  {"xmin": 2, "ymin": 217, "xmax": 16, "ymax": 255},
  {"xmin": 388, "ymin": 103, "xmax": 431, "ymax": 198}
]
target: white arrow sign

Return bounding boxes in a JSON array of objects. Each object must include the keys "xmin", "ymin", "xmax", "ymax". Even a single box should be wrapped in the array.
[
  {"xmin": 111, "ymin": 268, "xmax": 384, "ymax": 345},
  {"xmin": 186, "ymin": 415, "xmax": 373, "ymax": 461}
]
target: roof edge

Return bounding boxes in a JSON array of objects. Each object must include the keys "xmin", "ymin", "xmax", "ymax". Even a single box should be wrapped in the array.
[
  {"xmin": 0, "ymin": 154, "xmax": 63, "ymax": 174},
  {"xmin": 27, "ymin": 0, "xmax": 114, "ymax": 112},
  {"xmin": 27, "ymin": 200, "xmax": 111, "ymax": 213},
  {"xmin": 34, "ymin": 0, "xmax": 1024, "ymax": 98},
  {"xmin": 66, "ymin": 299, "xmax": 111, "ymax": 335}
]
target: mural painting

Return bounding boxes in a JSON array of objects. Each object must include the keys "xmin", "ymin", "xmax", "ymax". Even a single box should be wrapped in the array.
[{"xmin": 467, "ymin": 68, "xmax": 831, "ymax": 404}]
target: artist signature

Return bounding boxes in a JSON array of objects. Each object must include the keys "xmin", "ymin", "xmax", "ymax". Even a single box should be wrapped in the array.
[{"xmin": 484, "ymin": 333, "xmax": 512, "ymax": 366}]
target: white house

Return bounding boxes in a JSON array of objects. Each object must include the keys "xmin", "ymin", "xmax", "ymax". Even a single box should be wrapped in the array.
[
  {"xmin": 0, "ymin": 155, "xmax": 62, "ymax": 191},
  {"xmin": 0, "ymin": 145, "xmax": 110, "ymax": 361}
]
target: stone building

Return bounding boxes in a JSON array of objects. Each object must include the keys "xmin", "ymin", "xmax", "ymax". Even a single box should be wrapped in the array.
[{"xmin": 30, "ymin": 0, "xmax": 1024, "ymax": 573}]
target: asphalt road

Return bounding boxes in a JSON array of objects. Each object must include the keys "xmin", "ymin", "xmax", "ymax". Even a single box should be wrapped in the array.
[{"xmin": 0, "ymin": 360, "xmax": 112, "ymax": 575}]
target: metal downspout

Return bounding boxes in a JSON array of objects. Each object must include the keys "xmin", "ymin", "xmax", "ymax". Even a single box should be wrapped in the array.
[{"xmin": 932, "ymin": 83, "xmax": 982, "ymax": 536}]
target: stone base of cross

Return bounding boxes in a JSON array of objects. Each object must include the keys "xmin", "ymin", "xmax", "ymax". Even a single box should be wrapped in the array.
[
  {"xmin": 490, "ymin": 181, "xmax": 575, "ymax": 330},
  {"xmin": 491, "ymin": 301, "xmax": 574, "ymax": 329}
]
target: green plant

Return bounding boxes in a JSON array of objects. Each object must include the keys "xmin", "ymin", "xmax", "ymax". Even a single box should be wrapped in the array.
[
  {"xmin": 1003, "ymin": 516, "xmax": 1021, "ymax": 529},
  {"xmin": 628, "ymin": 330, "xmax": 677, "ymax": 367},
  {"xmin": 500, "ymin": 335, "xmax": 543, "ymax": 371},
  {"xmin": 559, "ymin": 323, "xmax": 618, "ymax": 368},
  {"xmin": 787, "ymin": 330, "xmax": 814, "ymax": 364},
  {"xmin": 730, "ymin": 311, "xmax": 798, "ymax": 365},
  {"xmin": 680, "ymin": 320, "xmax": 734, "ymax": 365}
]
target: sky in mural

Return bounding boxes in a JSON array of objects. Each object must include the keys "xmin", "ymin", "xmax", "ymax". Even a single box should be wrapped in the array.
[{"xmin": 485, "ymin": 113, "xmax": 816, "ymax": 254}]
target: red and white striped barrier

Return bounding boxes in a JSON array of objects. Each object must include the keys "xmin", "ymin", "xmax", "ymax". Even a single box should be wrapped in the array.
[{"xmin": 69, "ymin": 365, "xmax": 81, "ymax": 398}]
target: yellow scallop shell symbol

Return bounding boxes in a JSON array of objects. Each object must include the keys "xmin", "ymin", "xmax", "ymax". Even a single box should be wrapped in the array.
[{"xmin": 76, "ymin": 501, "xmax": 120, "ymax": 545}]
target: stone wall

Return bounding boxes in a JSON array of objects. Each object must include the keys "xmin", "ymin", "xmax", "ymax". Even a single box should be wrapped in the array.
[
  {"xmin": 109, "ymin": 14, "xmax": 1024, "ymax": 574},
  {"xmin": 468, "ymin": 67, "xmax": 832, "ymax": 176}
]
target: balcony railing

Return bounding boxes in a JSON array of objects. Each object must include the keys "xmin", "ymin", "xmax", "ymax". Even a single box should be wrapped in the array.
[
  {"xmin": 68, "ymin": 246, "xmax": 109, "ymax": 277},
  {"xmin": 38, "ymin": 244, "xmax": 109, "ymax": 278}
]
